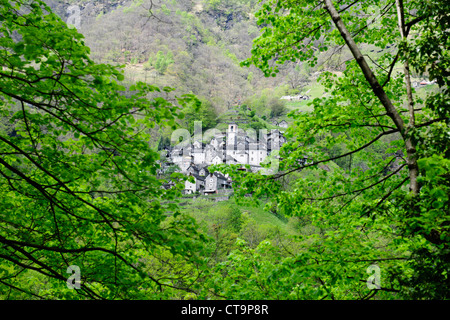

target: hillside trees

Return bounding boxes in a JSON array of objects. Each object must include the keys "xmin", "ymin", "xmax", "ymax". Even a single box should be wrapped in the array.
[
  {"xmin": 269, "ymin": 98, "xmax": 287, "ymax": 118},
  {"xmin": 145, "ymin": 50, "xmax": 175, "ymax": 75},
  {"xmin": 205, "ymin": 0, "xmax": 258, "ymax": 18},
  {"xmin": 182, "ymin": 97, "xmax": 218, "ymax": 132},
  {"xmin": 0, "ymin": 0, "xmax": 206, "ymax": 299},
  {"xmin": 286, "ymin": 62, "xmax": 311, "ymax": 94},
  {"xmin": 225, "ymin": 0, "xmax": 450, "ymax": 299},
  {"xmin": 243, "ymin": 87, "xmax": 287, "ymax": 119},
  {"xmin": 76, "ymin": 0, "xmax": 291, "ymax": 116}
]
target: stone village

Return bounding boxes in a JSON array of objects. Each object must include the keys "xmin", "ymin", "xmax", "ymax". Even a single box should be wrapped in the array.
[{"xmin": 159, "ymin": 123, "xmax": 287, "ymax": 195}]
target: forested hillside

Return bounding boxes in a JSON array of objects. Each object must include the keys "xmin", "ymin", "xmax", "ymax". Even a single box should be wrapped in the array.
[
  {"xmin": 44, "ymin": 0, "xmax": 291, "ymax": 114},
  {"xmin": 0, "ymin": 0, "xmax": 448, "ymax": 302}
]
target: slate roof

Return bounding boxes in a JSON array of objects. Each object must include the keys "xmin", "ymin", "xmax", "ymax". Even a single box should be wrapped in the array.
[
  {"xmin": 192, "ymin": 174, "xmax": 206, "ymax": 181},
  {"xmin": 225, "ymin": 155, "xmax": 239, "ymax": 162},
  {"xmin": 212, "ymin": 172, "xmax": 228, "ymax": 181}
]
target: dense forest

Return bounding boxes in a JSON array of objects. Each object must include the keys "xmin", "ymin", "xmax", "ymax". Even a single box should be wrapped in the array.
[{"xmin": 0, "ymin": 0, "xmax": 448, "ymax": 301}]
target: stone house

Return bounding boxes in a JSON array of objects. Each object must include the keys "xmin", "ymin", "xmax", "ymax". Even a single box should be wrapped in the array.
[
  {"xmin": 278, "ymin": 120, "xmax": 288, "ymax": 128},
  {"xmin": 192, "ymin": 140, "xmax": 205, "ymax": 150},
  {"xmin": 198, "ymin": 165, "xmax": 210, "ymax": 177},
  {"xmin": 210, "ymin": 135, "xmax": 225, "ymax": 150},
  {"xmin": 248, "ymin": 143, "xmax": 267, "ymax": 166},
  {"xmin": 186, "ymin": 163, "xmax": 209, "ymax": 177},
  {"xmin": 204, "ymin": 144, "xmax": 217, "ymax": 164},
  {"xmin": 185, "ymin": 174, "xmax": 206, "ymax": 194},
  {"xmin": 211, "ymin": 154, "xmax": 225, "ymax": 165},
  {"xmin": 204, "ymin": 172, "xmax": 230, "ymax": 194},
  {"xmin": 225, "ymin": 155, "xmax": 239, "ymax": 165},
  {"xmin": 234, "ymin": 149, "xmax": 249, "ymax": 164},
  {"xmin": 192, "ymin": 148, "xmax": 206, "ymax": 164}
]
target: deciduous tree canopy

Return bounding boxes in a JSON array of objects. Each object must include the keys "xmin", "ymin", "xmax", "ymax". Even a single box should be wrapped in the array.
[
  {"xmin": 219, "ymin": 0, "xmax": 450, "ymax": 299},
  {"xmin": 0, "ymin": 0, "xmax": 448, "ymax": 300},
  {"xmin": 0, "ymin": 0, "xmax": 205, "ymax": 299}
]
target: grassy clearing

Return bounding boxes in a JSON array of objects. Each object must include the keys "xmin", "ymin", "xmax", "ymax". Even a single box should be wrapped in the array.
[
  {"xmin": 181, "ymin": 197, "xmax": 297, "ymax": 236},
  {"xmin": 285, "ymin": 100, "xmax": 314, "ymax": 112},
  {"xmin": 285, "ymin": 82, "xmax": 326, "ymax": 113},
  {"xmin": 237, "ymin": 202, "xmax": 290, "ymax": 229}
]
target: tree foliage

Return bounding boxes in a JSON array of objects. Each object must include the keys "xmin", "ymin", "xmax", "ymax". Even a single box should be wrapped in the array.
[
  {"xmin": 1, "ymin": 0, "xmax": 449, "ymax": 301},
  {"xmin": 0, "ymin": 0, "xmax": 206, "ymax": 299},
  {"xmin": 227, "ymin": 0, "xmax": 450, "ymax": 299},
  {"xmin": 146, "ymin": 50, "xmax": 175, "ymax": 75}
]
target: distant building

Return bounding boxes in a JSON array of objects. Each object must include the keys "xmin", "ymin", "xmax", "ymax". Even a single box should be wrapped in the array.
[
  {"xmin": 280, "ymin": 94, "xmax": 309, "ymax": 101},
  {"xmin": 185, "ymin": 174, "xmax": 206, "ymax": 194},
  {"xmin": 227, "ymin": 123, "xmax": 238, "ymax": 146},
  {"xmin": 278, "ymin": 120, "xmax": 288, "ymax": 128},
  {"xmin": 204, "ymin": 172, "xmax": 231, "ymax": 194}
]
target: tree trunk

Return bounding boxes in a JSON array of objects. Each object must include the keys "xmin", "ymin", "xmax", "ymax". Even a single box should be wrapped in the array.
[
  {"xmin": 395, "ymin": 0, "xmax": 416, "ymax": 127},
  {"xmin": 323, "ymin": 0, "xmax": 419, "ymax": 194},
  {"xmin": 394, "ymin": 0, "xmax": 419, "ymax": 195}
]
